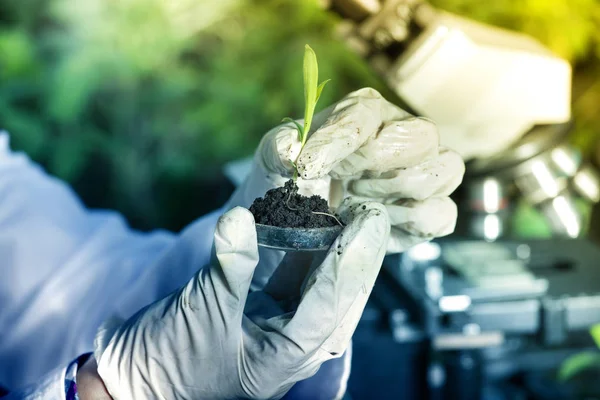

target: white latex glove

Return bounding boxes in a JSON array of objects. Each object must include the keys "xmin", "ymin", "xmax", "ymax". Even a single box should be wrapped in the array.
[
  {"xmin": 228, "ymin": 87, "xmax": 465, "ymax": 258},
  {"xmin": 94, "ymin": 204, "xmax": 389, "ymax": 400}
]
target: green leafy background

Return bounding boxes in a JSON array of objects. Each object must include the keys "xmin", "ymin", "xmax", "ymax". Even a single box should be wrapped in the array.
[{"xmin": 1, "ymin": 0, "xmax": 599, "ymax": 231}]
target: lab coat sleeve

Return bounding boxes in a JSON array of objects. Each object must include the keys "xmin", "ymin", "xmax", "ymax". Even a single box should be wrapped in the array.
[{"xmin": 0, "ymin": 132, "xmax": 220, "ymax": 390}]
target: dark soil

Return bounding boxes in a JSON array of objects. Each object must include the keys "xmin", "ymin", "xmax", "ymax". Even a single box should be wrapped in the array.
[{"xmin": 250, "ymin": 179, "xmax": 338, "ymax": 228}]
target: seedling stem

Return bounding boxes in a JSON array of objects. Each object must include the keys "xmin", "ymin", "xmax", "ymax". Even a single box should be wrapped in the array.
[
  {"xmin": 281, "ymin": 45, "xmax": 341, "ymax": 227},
  {"xmin": 283, "ymin": 44, "xmax": 330, "ymax": 181}
]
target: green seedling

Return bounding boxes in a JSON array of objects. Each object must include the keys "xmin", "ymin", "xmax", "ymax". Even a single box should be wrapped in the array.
[
  {"xmin": 283, "ymin": 44, "xmax": 331, "ymax": 181},
  {"xmin": 281, "ymin": 45, "xmax": 342, "ymax": 227}
]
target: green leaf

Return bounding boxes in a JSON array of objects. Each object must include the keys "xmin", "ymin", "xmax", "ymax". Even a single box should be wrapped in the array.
[
  {"xmin": 558, "ymin": 352, "xmax": 600, "ymax": 382},
  {"xmin": 315, "ymin": 79, "xmax": 331, "ymax": 104},
  {"xmin": 302, "ymin": 44, "xmax": 319, "ymax": 144},
  {"xmin": 282, "ymin": 117, "xmax": 304, "ymax": 141},
  {"xmin": 0, "ymin": 31, "xmax": 37, "ymax": 79},
  {"xmin": 591, "ymin": 323, "xmax": 600, "ymax": 348},
  {"xmin": 48, "ymin": 52, "xmax": 100, "ymax": 123}
]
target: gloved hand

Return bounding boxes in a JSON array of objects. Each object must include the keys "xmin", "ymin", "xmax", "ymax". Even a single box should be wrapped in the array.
[
  {"xmin": 228, "ymin": 87, "xmax": 464, "ymax": 256},
  {"xmin": 94, "ymin": 203, "xmax": 389, "ymax": 400}
]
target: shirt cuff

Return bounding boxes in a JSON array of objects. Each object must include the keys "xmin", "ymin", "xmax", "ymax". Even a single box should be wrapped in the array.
[{"xmin": 64, "ymin": 354, "xmax": 93, "ymax": 400}]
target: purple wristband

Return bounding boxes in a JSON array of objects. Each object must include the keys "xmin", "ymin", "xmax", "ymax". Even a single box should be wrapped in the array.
[{"xmin": 64, "ymin": 353, "xmax": 92, "ymax": 400}]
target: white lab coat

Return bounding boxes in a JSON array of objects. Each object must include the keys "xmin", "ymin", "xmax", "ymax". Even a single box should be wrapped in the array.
[
  {"xmin": 0, "ymin": 133, "xmax": 349, "ymax": 399},
  {"xmin": 0, "ymin": 131, "xmax": 220, "ymax": 390}
]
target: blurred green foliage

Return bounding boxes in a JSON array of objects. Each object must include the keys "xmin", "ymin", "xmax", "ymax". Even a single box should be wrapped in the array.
[
  {"xmin": 0, "ymin": 0, "xmax": 388, "ymax": 229},
  {"xmin": 1, "ymin": 0, "xmax": 599, "ymax": 231}
]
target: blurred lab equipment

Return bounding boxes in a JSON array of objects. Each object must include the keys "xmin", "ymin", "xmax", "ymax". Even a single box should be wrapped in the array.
[
  {"xmin": 350, "ymin": 239, "xmax": 600, "ymax": 399},
  {"xmin": 322, "ymin": 0, "xmax": 600, "ymax": 240},
  {"xmin": 315, "ymin": 1, "xmax": 600, "ymax": 398}
]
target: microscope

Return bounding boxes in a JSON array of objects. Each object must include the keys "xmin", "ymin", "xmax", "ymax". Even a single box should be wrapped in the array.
[
  {"xmin": 322, "ymin": 0, "xmax": 600, "ymax": 239},
  {"xmin": 319, "ymin": 1, "xmax": 600, "ymax": 398}
]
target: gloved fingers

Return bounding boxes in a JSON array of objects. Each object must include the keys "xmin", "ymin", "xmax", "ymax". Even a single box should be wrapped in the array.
[
  {"xmin": 209, "ymin": 207, "xmax": 259, "ymax": 310},
  {"xmin": 387, "ymin": 227, "xmax": 435, "ymax": 254},
  {"xmin": 386, "ymin": 197, "xmax": 457, "ymax": 238},
  {"xmin": 330, "ymin": 117, "xmax": 439, "ymax": 179},
  {"xmin": 258, "ymin": 123, "xmax": 303, "ymax": 177},
  {"xmin": 335, "ymin": 196, "xmax": 377, "ymax": 224},
  {"xmin": 277, "ymin": 201, "xmax": 389, "ymax": 356},
  {"xmin": 336, "ymin": 196, "xmax": 456, "ymax": 254},
  {"xmin": 259, "ymin": 88, "xmax": 403, "ymax": 180},
  {"xmin": 253, "ymin": 127, "xmax": 333, "ymax": 199},
  {"xmin": 296, "ymin": 88, "xmax": 412, "ymax": 180},
  {"xmin": 263, "ymin": 252, "xmax": 315, "ymax": 302},
  {"xmin": 384, "ymin": 198, "xmax": 457, "ymax": 255},
  {"xmin": 348, "ymin": 147, "xmax": 465, "ymax": 200},
  {"xmin": 307, "ymin": 89, "xmax": 409, "ymax": 131}
]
